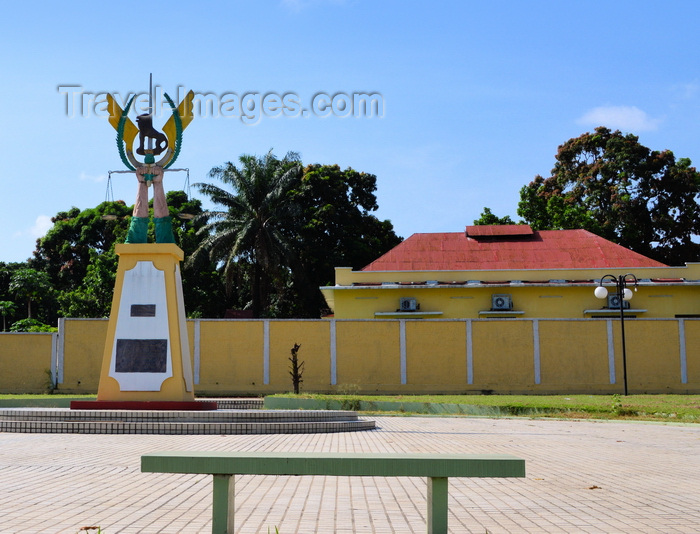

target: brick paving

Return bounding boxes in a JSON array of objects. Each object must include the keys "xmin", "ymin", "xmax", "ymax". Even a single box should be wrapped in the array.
[{"xmin": 0, "ymin": 416, "xmax": 698, "ymax": 533}]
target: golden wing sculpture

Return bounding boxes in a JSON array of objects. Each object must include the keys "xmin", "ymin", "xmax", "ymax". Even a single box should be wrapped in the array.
[{"xmin": 106, "ymin": 90, "xmax": 195, "ymax": 170}]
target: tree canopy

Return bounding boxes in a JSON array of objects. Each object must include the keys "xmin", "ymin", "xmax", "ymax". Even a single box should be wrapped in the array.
[
  {"xmin": 517, "ymin": 127, "xmax": 700, "ymax": 265},
  {"xmin": 0, "ymin": 262, "xmax": 27, "ymax": 325},
  {"xmin": 31, "ymin": 201, "xmax": 131, "ymax": 292},
  {"xmin": 192, "ymin": 154, "xmax": 401, "ymax": 318},
  {"xmin": 9, "ymin": 268, "xmax": 53, "ymax": 319},
  {"xmin": 473, "ymin": 207, "xmax": 515, "ymax": 226},
  {"xmin": 287, "ymin": 164, "xmax": 402, "ymax": 315}
]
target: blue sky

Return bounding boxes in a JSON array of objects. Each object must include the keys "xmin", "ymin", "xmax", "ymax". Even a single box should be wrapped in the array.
[{"xmin": 1, "ymin": 0, "xmax": 699, "ymax": 263}]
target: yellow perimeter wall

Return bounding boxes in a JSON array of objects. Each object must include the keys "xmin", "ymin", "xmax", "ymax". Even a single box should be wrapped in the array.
[
  {"xmin": 1, "ymin": 318, "xmax": 698, "ymax": 395},
  {"xmin": 0, "ymin": 332, "xmax": 55, "ymax": 393}
]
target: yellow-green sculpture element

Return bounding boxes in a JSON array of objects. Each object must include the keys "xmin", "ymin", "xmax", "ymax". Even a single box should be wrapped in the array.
[{"xmin": 106, "ymin": 90, "xmax": 195, "ymax": 171}]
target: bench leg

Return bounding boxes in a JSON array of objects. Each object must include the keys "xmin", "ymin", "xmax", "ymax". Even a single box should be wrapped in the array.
[
  {"xmin": 427, "ymin": 476, "xmax": 448, "ymax": 534},
  {"xmin": 212, "ymin": 474, "xmax": 235, "ymax": 534}
]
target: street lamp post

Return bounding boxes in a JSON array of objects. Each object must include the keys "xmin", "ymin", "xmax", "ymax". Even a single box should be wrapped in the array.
[{"xmin": 594, "ymin": 274, "xmax": 638, "ymax": 395}]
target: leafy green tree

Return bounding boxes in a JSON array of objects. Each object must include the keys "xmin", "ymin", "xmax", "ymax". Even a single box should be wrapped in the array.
[
  {"xmin": 0, "ymin": 262, "xmax": 27, "ymax": 327},
  {"xmin": 31, "ymin": 201, "xmax": 131, "ymax": 292},
  {"xmin": 30, "ymin": 200, "xmax": 129, "ymax": 322},
  {"xmin": 191, "ymin": 150, "xmax": 303, "ymax": 317},
  {"xmin": 473, "ymin": 207, "xmax": 515, "ymax": 226},
  {"xmin": 285, "ymin": 164, "xmax": 402, "ymax": 316},
  {"xmin": 57, "ymin": 249, "xmax": 117, "ymax": 318},
  {"xmin": 0, "ymin": 301, "xmax": 17, "ymax": 331},
  {"xmin": 9, "ymin": 268, "xmax": 53, "ymax": 319},
  {"xmin": 517, "ymin": 127, "xmax": 700, "ymax": 265}
]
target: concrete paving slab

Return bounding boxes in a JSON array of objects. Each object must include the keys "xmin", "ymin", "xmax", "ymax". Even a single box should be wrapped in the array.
[{"xmin": 0, "ymin": 416, "xmax": 698, "ymax": 533}]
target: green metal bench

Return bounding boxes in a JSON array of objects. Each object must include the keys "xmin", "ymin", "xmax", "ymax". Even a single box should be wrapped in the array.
[{"xmin": 141, "ymin": 451, "xmax": 526, "ymax": 534}]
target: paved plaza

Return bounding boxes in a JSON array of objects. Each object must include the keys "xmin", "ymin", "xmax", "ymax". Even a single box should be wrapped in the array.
[{"xmin": 0, "ymin": 415, "xmax": 698, "ymax": 533}]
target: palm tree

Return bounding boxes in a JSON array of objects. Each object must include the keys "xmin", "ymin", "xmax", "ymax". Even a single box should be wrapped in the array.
[{"xmin": 191, "ymin": 150, "xmax": 302, "ymax": 317}]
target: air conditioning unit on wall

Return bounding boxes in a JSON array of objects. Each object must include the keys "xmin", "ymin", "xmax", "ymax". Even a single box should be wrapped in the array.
[
  {"xmin": 607, "ymin": 295, "xmax": 631, "ymax": 309},
  {"xmin": 399, "ymin": 297, "xmax": 417, "ymax": 312},
  {"xmin": 491, "ymin": 294, "xmax": 513, "ymax": 311}
]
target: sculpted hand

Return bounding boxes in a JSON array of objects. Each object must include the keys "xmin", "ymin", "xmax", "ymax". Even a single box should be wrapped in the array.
[
  {"xmin": 136, "ymin": 166, "xmax": 164, "ymax": 183},
  {"xmin": 150, "ymin": 166, "xmax": 164, "ymax": 183}
]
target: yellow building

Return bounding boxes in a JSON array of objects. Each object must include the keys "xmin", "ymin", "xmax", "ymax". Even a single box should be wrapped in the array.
[{"xmin": 322, "ymin": 225, "xmax": 700, "ymax": 319}]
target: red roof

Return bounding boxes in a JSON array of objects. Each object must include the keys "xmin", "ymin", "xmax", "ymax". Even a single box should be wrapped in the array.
[{"xmin": 362, "ymin": 228, "xmax": 667, "ymax": 271}]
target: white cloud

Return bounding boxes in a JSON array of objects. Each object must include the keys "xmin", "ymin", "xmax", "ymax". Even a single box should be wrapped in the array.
[
  {"xmin": 79, "ymin": 171, "xmax": 107, "ymax": 183},
  {"xmin": 577, "ymin": 105, "xmax": 662, "ymax": 132},
  {"xmin": 29, "ymin": 215, "xmax": 53, "ymax": 239}
]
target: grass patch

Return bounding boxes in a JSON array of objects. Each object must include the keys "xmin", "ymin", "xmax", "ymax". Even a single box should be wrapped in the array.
[
  {"xmin": 0, "ymin": 393, "xmax": 96, "ymax": 408},
  {"xmin": 4, "ymin": 393, "xmax": 698, "ymax": 423},
  {"xmin": 267, "ymin": 393, "xmax": 700, "ymax": 423}
]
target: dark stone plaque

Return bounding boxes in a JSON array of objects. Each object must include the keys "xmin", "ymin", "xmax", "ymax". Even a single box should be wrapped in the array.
[
  {"xmin": 115, "ymin": 339, "xmax": 167, "ymax": 373},
  {"xmin": 131, "ymin": 304, "xmax": 156, "ymax": 317}
]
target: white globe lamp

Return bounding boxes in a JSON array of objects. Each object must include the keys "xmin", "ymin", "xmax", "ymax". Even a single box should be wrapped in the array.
[{"xmin": 594, "ymin": 286, "xmax": 608, "ymax": 299}]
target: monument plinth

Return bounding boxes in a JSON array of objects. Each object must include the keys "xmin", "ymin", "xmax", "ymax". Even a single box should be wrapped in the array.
[
  {"xmin": 98, "ymin": 244, "xmax": 192, "ymax": 401},
  {"xmin": 72, "ymin": 244, "xmax": 214, "ymax": 410}
]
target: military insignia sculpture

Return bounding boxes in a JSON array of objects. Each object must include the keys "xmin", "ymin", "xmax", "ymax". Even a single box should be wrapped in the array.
[
  {"xmin": 76, "ymin": 81, "xmax": 215, "ymax": 410},
  {"xmin": 106, "ymin": 89, "xmax": 194, "ymax": 244}
]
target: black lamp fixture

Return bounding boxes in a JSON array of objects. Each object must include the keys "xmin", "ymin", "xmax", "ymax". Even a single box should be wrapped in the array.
[{"xmin": 594, "ymin": 274, "xmax": 639, "ymax": 395}]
